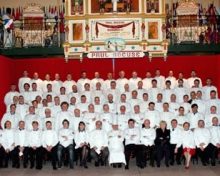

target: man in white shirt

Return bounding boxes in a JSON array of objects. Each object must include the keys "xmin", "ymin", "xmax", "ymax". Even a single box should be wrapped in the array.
[
  {"xmin": 76, "ymin": 95, "xmax": 90, "ymax": 114},
  {"xmin": 57, "ymin": 119, "xmax": 74, "ymax": 169},
  {"xmin": 21, "ymin": 83, "xmax": 32, "ymax": 104},
  {"xmin": 4, "ymin": 84, "xmax": 20, "ymax": 106},
  {"xmin": 209, "ymin": 117, "xmax": 220, "ymax": 166},
  {"xmin": 77, "ymin": 71, "xmax": 91, "ymax": 93},
  {"xmin": 174, "ymin": 79, "xmax": 189, "ymax": 103},
  {"xmin": 144, "ymin": 102, "xmax": 160, "ymax": 128},
  {"xmin": 194, "ymin": 120, "xmax": 211, "ymax": 166},
  {"xmin": 202, "ymin": 78, "xmax": 218, "ymax": 100},
  {"xmin": 142, "ymin": 71, "xmax": 152, "ymax": 90},
  {"xmin": 42, "ymin": 121, "xmax": 59, "ymax": 170},
  {"xmin": 116, "ymin": 70, "xmax": 128, "ymax": 93},
  {"xmin": 18, "ymin": 70, "xmax": 31, "ymax": 92},
  {"xmin": 148, "ymin": 79, "xmax": 162, "ymax": 102},
  {"xmin": 124, "ymin": 119, "xmax": 140, "ymax": 169},
  {"xmin": 52, "ymin": 73, "xmax": 63, "ymax": 95},
  {"xmin": 91, "ymin": 72, "xmax": 104, "ymax": 90},
  {"xmin": 169, "ymin": 119, "xmax": 182, "ymax": 165},
  {"xmin": 163, "ymin": 80, "xmax": 174, "ymax": 103},
  {"xmin": 89, "ymin": 121, "xmax": 109, "ymax": 167},
  {"xmin": 206, "ymin": 90, "xmax": 220, "ymax": 114},
  {"xmin": 187, "ymin": 70, "xmax": 202, "ymax": 88},
  {"xmin": 63, "ymin": 74, "xmax": 76, "ymax": 94},
  {"xmin": 103, "ymin": 72, "xmax": 115, "ymax": 90},
  {"xmin": 205, "ymin": 106, "xmax": 220, "ymax": 128},
  {"xmin": 165, "ymin": 70, "xmax": 176, "ymax": 89},
  {"xmin": 29, "ymin": 72, "xmax": 43, "ymax": 91},
  {"xmin": 129, "ymin": 71, "xmax": 142, "ymax": 91},
  {"xmin": 13, "ymin": 121, "xmax": 29, "ymax": 168},
  {"xmin": 27, "ymin": 121, "xmax": 43, "ymax": 170},
  {"xmin": 154, "ymin": 69, "xmax": 165, "ymax": 89}
]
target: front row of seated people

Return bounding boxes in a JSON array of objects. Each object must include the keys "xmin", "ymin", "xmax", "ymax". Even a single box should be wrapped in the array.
[{"xmin": 0, "ymin": 116, "xmax": 219, "ymax": 170}]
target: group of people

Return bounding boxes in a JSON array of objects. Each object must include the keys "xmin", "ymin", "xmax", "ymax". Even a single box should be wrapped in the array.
[{"xmin": 1, "ymin": 69, "xmax": 220, "ymax": 170}]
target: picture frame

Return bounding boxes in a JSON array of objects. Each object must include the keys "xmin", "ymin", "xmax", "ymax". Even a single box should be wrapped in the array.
[
  {"xmin": 144, "ymin": 0, "xmax": 162, "ymax": 14},
  {"xmin": 68, "ymin": 20, "xmax": 86, "ymax": 43},
  {"xmin": 68, "ymin": 0, "xmax": 86, "ymax": 16},
  {"xmin": 145, "ymin": 18, "xmax": 162, "ymax": 42}
]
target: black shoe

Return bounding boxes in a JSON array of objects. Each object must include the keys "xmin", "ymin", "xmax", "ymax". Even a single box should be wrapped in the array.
[
  {"xmin": 166, "ymin": 164, "xmax": 169, "ymax": 167},
  {"xmin": 150, "ymin": 163, "xmax": 155, "ymax": 167},
  {"xmin": 53, "ymin": 166, "xmax": 57, "ymax": 170},
  {"xmin": 211, "ymin": 162, "xmax": 216, "ymax": 166},
  {"xmin": 30, "ymin": 165, "xmax": 34, "ymax": 169},
  {"xmin": 170, "ymin": 161, "xmax": 174, "ymax": 166},
  {"xmin": 95, "ymin": 162, "xmax": 99, "ymax": 167},
  {"xmin": 125, "ymin": 165, "xmax": 129, "ymax": 170},
  {"xmin": 176, "ymin": 161, "xmax": 181, "ymax": 165},
  {"xmin": 70, "ymin": 166, "xmax": 74, "ymax": 169},
  {"xmin": 202, "ymin": 162, "xmax": 207, "ymax": 166},
  {"xmin": 4, "ymin": 165, "xmax": 8, "ymax": 168},
  {"xmin": 118, "ymin": 164, "xmax": 122, "ymax": 168},
  {"xmin": 16, "ymin": 164, "xmax": 20, "ymax": 169},
  {"xmin": 23, "ymin": 164, "xmax": 27, "ymax": 168},
  {"xmin": 84, "ymin": 165, "xmax": 88, "ymax": 169},
  {"xmin": 36, "ymin": 166, "xmax": 42, "ymax": 170},
  {"xmin": 113, "ymin": 164, "xmax": 117, "ymax": 168},
  {"xmin": 157, "ymin": 164, "xmax": 160, "ymax": 168}
]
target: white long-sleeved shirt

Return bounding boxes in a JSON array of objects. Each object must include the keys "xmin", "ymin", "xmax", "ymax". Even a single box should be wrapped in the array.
[
  {"xmin": 144, "ymin": 110, "xmax": 160, "ymax": 128},
  {"xmin": 89, "ymin": 129, "xmax": 108, "ymax": 154},
  {"xmin": 108, "ymin": 129, "xmax": 124, "ymax": 152},
  {"xmin": 27, "ymin": 129, "xmax": 42, "ymax": 147},
  {"xmin": 209, "ymin": 126, "xmax": 220, "ymax": 146},
  {"xmin": 124, "ymin": 127, "xmax": 140, "ymax": 145},
  {"xmin": 1, "ymin": 129, "xmax": 15, "ymax": 151},
  {"xmin": 4, "ymin": 91, "xmax": 20, "ymax": 106},
  {"xmin": 176, "ymin": 130, "xmax": 195, "ymax": 148},
  {"xmin": 140, "ymin": 127, "xmax": 156, "ymax": 146},
  {"xmin": 58, "ymin": 128, "xmax": 74, "ymax": 148},
  {"xmin": 14, "ymin": 128, "xmax": 29, "ymax": 147},
  {"xmin": 42, "ymin": 129, "xmax": 58, "ymax": 148},
  {"xmin": 187, "ymin": 112, "xmax": 204, "ymax": 129},
  {"xmin": 194, "ymin": 127, "xmax": 211, "ymax": 148},
  {"xmin": 1, "ymin": 112, "xmax": 21, "ymax": 129},
  {"xmin": 75, "ymin": 130, "xmax": 89, "ymax": 149},
  {"xmin": 170, "ymin": 127, "xmax": 182, "ymax": 144}
]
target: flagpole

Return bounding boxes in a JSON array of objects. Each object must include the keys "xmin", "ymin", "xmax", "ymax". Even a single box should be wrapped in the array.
[{"xmin": 57, "ymin": 0, "xmax": 61, "ymax": 47}]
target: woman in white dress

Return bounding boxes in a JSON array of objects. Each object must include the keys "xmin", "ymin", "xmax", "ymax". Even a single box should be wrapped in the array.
[
  {"xmin": 75, "ymin": 121, "xmax": 89, "ymax": 168},
  {"xmin": 175, "ymin": 122, "xmax": 196, "ymax": 169},
  {"xmin": 108, "ymin": 124, "xmax": 126, "ymax": 168}
]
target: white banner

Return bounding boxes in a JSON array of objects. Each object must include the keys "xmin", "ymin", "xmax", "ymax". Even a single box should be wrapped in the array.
[
  {"xmin": 89, "ymin": 18, "xmax": 141, "ymax": 42},
  {"xmin": 87, "ymin": 51, "xmax": 145, "ymax": 59}
]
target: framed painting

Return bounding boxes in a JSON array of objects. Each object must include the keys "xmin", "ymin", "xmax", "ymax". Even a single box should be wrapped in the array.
[
  {"xmin": 145, "ymin": 0, "xmax": 162, "ymax": 14},
  {"xmin": 145, "ymin": 18, "xmax": 162, "ymax": 42},
  {"xmin": 68, "ymin": 0, "xmax": 86, "ymax": 16},
  {"xmin": 68, "ymin": 20, "xmax": 86, "ymax": 43}
]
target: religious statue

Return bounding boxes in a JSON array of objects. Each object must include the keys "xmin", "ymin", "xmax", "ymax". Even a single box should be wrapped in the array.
[
  {"xmin": 112, "ymin": 0, "xmax": 119, "ymax": 13},
  {"xmin": 99, "ymin": 0, "xmax": 106, "ymax": 13}
]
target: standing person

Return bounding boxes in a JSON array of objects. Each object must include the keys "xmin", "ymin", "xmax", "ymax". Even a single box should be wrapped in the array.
[
  {"xmin": 42, "ymin": 121, "xmax": 59, "ymax": 170},
  {"xmin": 155, "ymin": 121, "xmax": 170, "ymax": 167},
  {"xmin": 57, "ymin": 120, "xmax": 74, "ymax": 169},
  {"xmin": 175, "ymin": 122, "xmax": 196, "ymax": 169},
  {"xmin": 75, "ymin": 122, "xmax": 89, "ymax": 169},
  {"xmin": 137, "ymin": 119, "xmax": 156, "ymax": 168},
  {"xmin": 124, "ymin": 119, "xmax": 140, "ymax": 170},
  {"xmin": 108, "ymin": 124, "xmax": 126, "ymax": 168}
]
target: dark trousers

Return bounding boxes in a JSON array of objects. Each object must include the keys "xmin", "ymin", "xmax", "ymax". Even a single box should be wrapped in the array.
[
  {"xmin": 77, "ymin": 145, "xmax": 89, "ymax": 166},
  {"xmin": 0, "ymin": 146, "xmax": 4, "ymax": 167},
  {"xmin": 90, "ymin": 147, "xmax": 109, "ymax": 164},
  {"xmin": 29, "ymin": 147, "xmax": 43, "ymax": 169},
  {"xmin": 136, "ymin": 145, "xmax": 155, "ymax": 167},
  {"xmin": 13, "ymin": 146, "xmax": 29, "ymax": 167},
  {"xmin": 44, "ymin": 146, "xmax": 57, "ymax": 168},
  {"xmin": 209, "ymin": 144, "xmax": 219, "ymax": 164},
  {"xmin": 2, "ymin": 148, "xmax": 16, "ymax": 167},
  {"xmin": 57, "ymin": 144, "xmax": 74, "ymax": 168},
  {"xmin": 196, "ymin": 144, "xmax": 212, "ymax": 164},
  {"xmin": 169, "ymin": 144, "xmax": 182, "ymax": 164},
  {"xmin": 125, "ymin": 144, "xmax": 137, "ymax": 167},
  {"xmin": 155, "ymin": 144, "xmax": 170, "ymax": 166}
]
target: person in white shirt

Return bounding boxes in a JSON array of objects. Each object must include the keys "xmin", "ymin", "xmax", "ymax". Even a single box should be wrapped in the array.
[
  {"xmin": 59, "ymin": 87, "xmax": 69, "ymax": 104},
  {"xmin": 18, "ymin": 70, "xmax": 31, "ymax": 92},
  {"xmin": 4, "ymin": 84, "xmax": 20, "ymax": 106},
  {"xmin": 174, "ymin": 79, "xmax": 189, "ymax": 103},
  {"xmin": 202, "ymin": 78, "xmax": 218, "ymax": 100},
  {"xmin": 68, "ymin": 85, "xmax": 80, "ymax": 103},
  {"xmin": 205, "ymin": 106, "xmax": 220, "ymax": 128},
  {"xmin": 1, "ymin": 104, "xmax": 20, "ymax": 130},
  {"xmin": 13, "ymin": 121, "xmax": 29, "ymax": 168},
  {"xmin": 52, "ymin": 73, "xmax": 63, "ymax": 95},
  {"xmin": 194, "ymin": 120, "xmax": 211, "ymax": 166},
  {"xmin": 137, "ymin": 119, "xmax": 156, "ymax": 168},
  {"xmin": 154, "ymin": 69, "xmax": 165, "ymax": 89},
  {"xmin": 75, "ymin": 95, "xmax": 89, "ymax": 114},
  {"xmin": 42, "ymin": 84, "xmax": 56, "ymax": 100},
  {"xmin": 1, "ymin": 121, "xmax": 16, "ymax": 168},
  {"xmin": 142, "ymin": 71, "xmax": 152, "ymax": 90},
  {"xmin": 129, "ymin": 90, "xmax": 142, "ymax": 112},
  {"xmin": 75, "ymin": 121, "xmax": 89, "ymax": 169},
  {"xmin": 176, "ymin": 106, "xmax": 189, "ymax": 128},
  {"xmin": 89, "ymin": 120, "xmax": 109, "ymax": 167},
  {"xmin": 175, "ymin": 122, "xmax": 196, "ymax": 169},
  {"xmin": 69, "ymin": 109, "xmax": 83, "ymax": 132},
  {"xmin": 42, "ymin": 121, "xmax": 59, "ymax": 170},
  {"xmin": 21, "ymin": 83, "xmax": 32, "ymax": 104},
  {"xmin": 105, "ymin": 94, "xmax": 117, "ymax": 113},
  {"xmin": 176, "ymin": 72, "xmax": 188, "ymax": 88},
  {"xmin": 115, "ymin": 105, "xmax": 130, "ymax": 131},
  {"xmin": 116, "ymin": 94, "xmax": 132, "ymax": 113},
  {"xmin": 209, "ymin": 117, "xmax": 220, "ymax": 166},
  {"xmin": 187, "ymin": 70, "xmax": 202, "ymax": 88},
  {"xmin": 116, "ymin": 70, "xmax": 129, "ymax": 93},
  {"xmin": 205, "ymin": 90, "xmax": 220, "ymax": 114},
  {"xmin": 80, "ymin": 83, "xmax": 92, "ymax": 103},
  {"xmin": 29, "ymin": 72, "xmax": 43, "ymax": 91},
  {"xmin": 16, "ymin": 96, "xmax": 29, "ymax": 120},
  {"xmin": 140, "ymin": 93, "xmax": 150, "ymax": 113},
  {"xmin": 163, "ymin": 80, "xmax": 174, "ymax": 103},
  {"xmin": 136, "ymin": 81, "xmax": 148, "ymax": 100},
  {"xmin": 91, "ymin": 83, "xmax": 105, "ymax": 105},
  {"xmin": 148, "ymin": 79, "xmax": 162, "ymax": 102},
  {"xmin": 30, "ymin": 83, "xmax": 42, "ymax": 102},
  {"xmin": 99, "ymin": 104, "xmax": 113, "ymax": 133},
  {"xmin": 108, "ymin": 124, "xmax": 126, "ymax": 168},
  {"xmin": 129, "ymin": 71, "xmax": 142, "ymax": 91},
  {"xmin": 27, "ymin": 121, "xmax": 43, "ymax": 170},
  {"xmin": 188, "ymin": 104, "xmax": 204, "ymax": 130},
  {"xmin": 124, "ymin": 119, "xmax": 140, "ymax": 170},
  {"xmin": 131, "ymin": 105, "xmax": 145, "ymax": 129},
  {"xmin": 91, "ymin": 72, "xmax": 104, "ymax": 90},
  {"xmin": 169, "ymin": 119, "xmax": 182, "ymax": 165},
  {"xmin": 105, "ymin": 81, "xmax": 120, "ymax": 103},
  {"xmin": 77, "ymin": 71, "xmax": 91, "ymax": 93},
  {"xmin": 165, "ymin": 70, "xmax": 176, "ymax": 89},
  {"xmin": 93, "ymin": 96, "xmax": 103, "ymax": 113},
  {"xmin": 160, "ymin": 103, "xmax": 175, "ymax": 130},
  {"xmin": 144, "ymin": 102, "xmax": 160, "ymax": 128},
  {"xmin": 62, "ymin": 74, "xmax": 76, "ymax": 94},
  {"xmin": 57, "ymin": 119, "xmax": 74, "ymax": 169},
  {"xmin": 42, "ymin": 74, "xmax": 53, "ymax": 93},
  {"xmin": 103, "ymin": 72, "xmax": 115, "ymax": 90},
  {"xmin": 42, "ymin": 108, "xmax": 56, "ymax": 131},
  {"xmin": 0, "ymin": 128, "xmax": 4, "ymax": 167}
]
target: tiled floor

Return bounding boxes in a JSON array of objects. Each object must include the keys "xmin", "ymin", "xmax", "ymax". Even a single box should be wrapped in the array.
[{"xmin": 0, "ymin": 162, "xmax": 220, "ymax": 176}]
